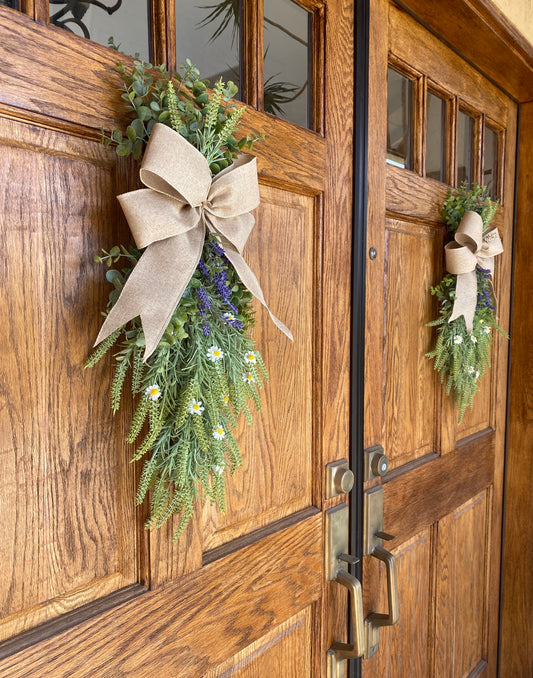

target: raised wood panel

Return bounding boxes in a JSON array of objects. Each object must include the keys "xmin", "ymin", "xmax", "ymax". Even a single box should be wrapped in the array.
[
  {"xmin": 203, "ymin": 187, "xmax": 315, "ymax": 551},
  {"xmin": 389, "ymin": 5, "xmax": 510, "ymax": 123},
  {"xmin": 204, "ymin": 607, "xmax": 313, "ymax": 678},
  {"xmin": 363, "ymin": 531, "xmax": 431, "ymax": 677},
  {"xmin": 0, "ymin": 513, "xmax": 322, "ymax": 677},
  {"xmin": 435, "ymin": 490, "xmax": 490, "ymax": 677},
  {"xmin": 0, "ymin": 117, "xmax": 137, "ymax": 640},
  {"xmin": 384, "ymin": 219, "xmax": 441, "ymax": 468}
]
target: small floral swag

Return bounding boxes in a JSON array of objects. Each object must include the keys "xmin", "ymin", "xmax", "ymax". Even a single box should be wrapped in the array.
[
  {"xmin": 426, "ymin": 183, "xmax": 507, "ymax": 422},
  {"xmin": 86, "ymin": 59, "xmax": 290, "ymax": 540}
]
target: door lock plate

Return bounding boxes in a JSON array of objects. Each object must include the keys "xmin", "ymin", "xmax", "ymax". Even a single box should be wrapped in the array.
[
  {"xmin": 363, "ymin": 486, "xmax": 384, "ymax": 556},
  {"xmin": 325, "ymin": 503, "xmax": 349, "ymax": 580}
]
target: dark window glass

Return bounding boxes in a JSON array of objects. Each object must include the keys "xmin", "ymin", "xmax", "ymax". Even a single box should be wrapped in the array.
[
  {"xmin": 177, "ymin": 0, "xmax": 242, "ymax": 95},
  {"xmin": 426, "ymin": 91, "xmax": 446, "ymax": 182},
  {"xmin": 484, "ymin": 126, "xmax": 499, "ymax": 199},
  {"xmin": 457, "ymin": 110, "xmax": 475, "ymax": 185},
  {"xmin": 0, "ymin": 0, "xmax": 20, "ymax": 9},
  {"xmin": 387, "ymin": 67, "xmax": 413, "ymax": 169},
  {"xmin": 49, "ymin": 0, "xmax": 150, "ymax": 60},
  {"xmin": 263, "ymin": 0, "xmax": 313, "ymax": 129}
]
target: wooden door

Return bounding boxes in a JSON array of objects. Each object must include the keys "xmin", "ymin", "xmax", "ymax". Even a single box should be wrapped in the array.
[
  {"xmin": 363, "ymin": 1, "xmax": 515, "ymax": 675},
  {"xmin": 0, "ymin": 1, "xmax": 354, "ymax": 675}
]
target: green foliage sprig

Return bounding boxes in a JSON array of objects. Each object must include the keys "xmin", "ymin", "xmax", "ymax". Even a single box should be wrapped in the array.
[
  {"xmin": 101, "ymin": 58, "xmax": 263, "ymax": 172},
  {"xmin": 426, "ymin": 183, "xmax": 507, "ymax": 422},
  {"xmin": 88, "ymin": 60, "xmax": 267, "ymax": 539}
]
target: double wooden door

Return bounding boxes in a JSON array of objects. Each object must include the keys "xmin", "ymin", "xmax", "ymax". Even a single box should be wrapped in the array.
[
  {"xmin": 0, "ymin": 1, "xmax": 354, "ymax": 676},
  {"xmin": 363, "ymin": 1, "xmax": 515, "ymax": 675}
]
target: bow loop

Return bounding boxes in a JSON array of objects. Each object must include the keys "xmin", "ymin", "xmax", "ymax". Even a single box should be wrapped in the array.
[
  {"xmin": 445, "ymin": 210, "xmax": 503, "ymax": 332},
  {"xmin": 95, "ymin": 123, "xmax": 292, "ymax": 360}
]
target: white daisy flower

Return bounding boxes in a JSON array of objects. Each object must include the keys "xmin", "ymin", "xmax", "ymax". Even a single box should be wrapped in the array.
[
  {"xmin": 222, "ymin": 312, "xmax": 235, "ymax": 323},
  {"xmin": 212, "ymin": 425, "xmax": 225, "ymax": 440},
  {"xmin": 213, "ymin": 465, "xmax": 225, "ymax": 475},
  {"xmin": 145, "ymin": 384, "xmax": 161, "ymax": 401},
  {"xmin": 222, "ymin": 394, "xmax": 230, "ymax": 405},
  {"xmin": 244, "ymin": 351, "xmax": 256, "ymax": 364},
  {"xmin": 207, "ymin": 346, "xmax": 224, "ymax": 361},
  {"xmin": 242, "ymin": 372, "xmax": 256, "ymax": 384},
  {"xmin": 484, "ymin": 326, "xmax": 491, "ymax": 334},
  {"xmin": 453, "ymin": 335, "xmax": 463, "ymax": 345},
  {"xmin": 189, "ymin": 399, "xmax": 204, "ymax": 415},
  {"xmin": 471, "ymin": 335, "xmax": 478, "ymax": 343},
  {"xmin": 467, "ymin": 366, "xmax": 475, "ymax": 374},
  {"xmin": 476, "ymin": 370, "xmax": 480, "ymax": 379}
]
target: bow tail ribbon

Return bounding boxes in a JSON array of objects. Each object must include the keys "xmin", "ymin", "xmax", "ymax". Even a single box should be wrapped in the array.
[{"xmin": 95, "ymin": 228, "xmax": 205, "ymax": 359}]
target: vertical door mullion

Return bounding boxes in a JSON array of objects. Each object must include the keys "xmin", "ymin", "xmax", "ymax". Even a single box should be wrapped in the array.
[
  {"xmin": 23, "ymin": 0, "xmax": 48, "ymax": 23},
  {"xmin": 242, "ymin": 0, "xmax": 263, "ymax": 108},
  {"xmin": 151, "ymin": 0, "xmax": 176, "ymax": 72}
]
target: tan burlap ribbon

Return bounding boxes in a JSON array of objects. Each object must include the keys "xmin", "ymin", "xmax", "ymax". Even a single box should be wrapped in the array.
[
  {"xmin": 95, "ymin": 123, "xmax": 292, "ymax": 360},
  {"xmin": 445, "ymin": 210, "xmax": 503, "ymax": 332}
]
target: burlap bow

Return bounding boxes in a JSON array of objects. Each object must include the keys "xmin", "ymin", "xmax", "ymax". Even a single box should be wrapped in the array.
[
  {"xmin": 95, "ymin": 123, "xmax": 292, "ymax": 360},
  {"xmin": 445, "ymin": 210, "xmax": 503, "ymax": 332}
]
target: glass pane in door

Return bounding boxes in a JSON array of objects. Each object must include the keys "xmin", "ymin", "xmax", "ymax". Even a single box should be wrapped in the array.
[
  {"xmin": 484, "ymin": 125, "xmax": 499, "ymax": 199},
  {"xmin": 0, "ymin": 0, "xmax": 20, "ymax": 9},
  {"xmin": 263, "ymin": 0, "xmax": 312, "ymax": 129},
  {"xmin": 176, "ymin": 0, "xmax": 242, "ymax": 96},
  {"xmin": 457, "ymin": 109, "xmax": 474, "ymax": 185},
  {"xmin": 49, "ymin": 0, "xmax": 150, "ymax": 60},
  {"xmin": 387, "ymin": 67, "xmax": 413, "ymax": 169},
  {"xmin": 426, "ymin": 91, "xmax": 446, "ymax": 182}
]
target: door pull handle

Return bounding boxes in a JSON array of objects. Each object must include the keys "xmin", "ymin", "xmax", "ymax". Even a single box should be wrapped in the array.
[
  {"xmin": 364, "ymin": 542, "xmax": 400, "ymax": 657},
  {"xmin": 330, "ymin": 565, "xmax": 365, "ymax": 660},
  {"xmin": 326, "ymin": 504, "xmax": 365, "ymax": 678}
]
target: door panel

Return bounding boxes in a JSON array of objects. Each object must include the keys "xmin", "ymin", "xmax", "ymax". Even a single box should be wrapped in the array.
[
  {"xmin": 0, "ymin": 1, "xmax": 354, "ymax": 675},
  {"xmin": 364, "ymin": 1, "xmax": 515, "ymax": 674}
]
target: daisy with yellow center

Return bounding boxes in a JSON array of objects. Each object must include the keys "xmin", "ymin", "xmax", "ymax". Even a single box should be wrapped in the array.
[
  {"xmin": 222, "ymin": 394, "xmax": 230, "ymax": 405},
  {"xmin": 145, "ymin": 384, "xmax": 161, "ymax": 401},
  {"xmin": 470, "ymin": 335, "xmax": 478, "ymax": 343},
  {"xmin": 189, "ymin": 399, "xmax": 205, "ymax": 415},
  {"xmin": 242, "ymin": 372, "xmax": 256, "ymax": 384},
  {"xmin": 244, "ymin": 351, "xmax": 256, "ymax": 364},
  {"xmin": 453, "ymin": 335, "xmax": 463, "ymax": 345},
  {"xmin": 212, "ymin": 425, "xmax": 225, "ymax": 440},
  {"xmin": 207, "ymin": 346, "xmax": 224, "ymax": 362}
]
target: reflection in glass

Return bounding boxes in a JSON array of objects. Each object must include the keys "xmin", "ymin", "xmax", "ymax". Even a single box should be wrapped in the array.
[
  {"xmin": 49, "ymin": 0, "xmax": 150, "ymax": 60},
  {"xmin": 484, "ymin": 126, "xmax": 499, "ymax": 199},
  {"xmin": 177, "ymin": 0, "xmax": 242, "ymax": 96},
  {"xmin": 263, "ymin": 0, "xmax": 312, "ymax": 129},
  {"xmin": 457, "ymin": 110, "xmax": 474, "ymax": 185},
  {"xmin": 387, "ymin": 68, "xmax": 413, "ymax": 169},
  {"xmin": 426, "ymin": 91, "xmax": 446, "ymax": 182},
  {"xmin": 0, "ymin": 0, "xmax": 19, "ymax": 8}
]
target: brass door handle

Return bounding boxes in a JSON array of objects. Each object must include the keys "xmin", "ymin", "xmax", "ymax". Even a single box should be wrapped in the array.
[
  {"xmin": 325, "ymin": 504, "xmax": 364, "ymax": 677},
  {"xmin": 329, "ymin": 566, "xmax": 365, "ymax": 660},
  {"xmin": 365, "ymin": 544, "xmax": 399, "ymax": 657}
]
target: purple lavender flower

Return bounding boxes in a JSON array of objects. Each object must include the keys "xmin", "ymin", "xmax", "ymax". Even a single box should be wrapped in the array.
[
  {"xmin": 197, "ymin": 260, "xmax": 210, "ymax": 280},
  {"xmin": 197, "ymin": 287, "xmax": 211, "ymax": 310},
  {"xmin": 203, "ymin": 324, "xmax": 210, "ymax": 336},
  {"xmin": 210, "ymin": 240, "xmax": 226, "ymax": 258}
]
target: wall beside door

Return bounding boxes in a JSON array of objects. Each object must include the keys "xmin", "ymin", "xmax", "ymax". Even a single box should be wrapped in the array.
[{"xmin": 491, "ymin": 0, "xmax": 533, "ymax": 47}]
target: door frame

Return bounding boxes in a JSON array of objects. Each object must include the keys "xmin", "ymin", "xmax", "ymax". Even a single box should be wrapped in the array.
[{"xmin": 350, "ymin": 0, "xmax": 533, "ymax": 676}]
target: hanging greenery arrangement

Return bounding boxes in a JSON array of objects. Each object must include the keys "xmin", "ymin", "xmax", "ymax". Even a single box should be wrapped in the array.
[
  {"xmin": 426, "ymin": 183, "xmax": 507, "ymax": 422},
  {"xmin": 87, "ymin": 58, "xmax": 291, "ymax": 540}
]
